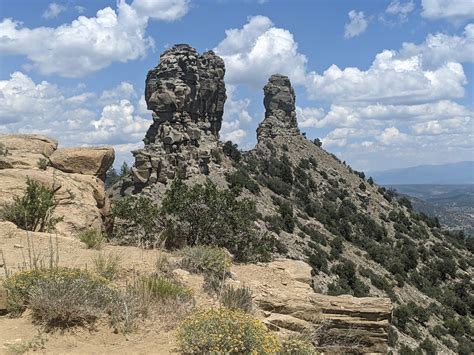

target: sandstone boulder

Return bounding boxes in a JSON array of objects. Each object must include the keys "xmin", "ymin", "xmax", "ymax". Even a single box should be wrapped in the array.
[
  {"xmin": 50, "ymin": 147, "xmax": 114, "ymax": 177},
  {"xmin": 0, "ymin": 168, "xmax": 109, "ymax": 235},
  {"xmin": 0, "ymin": 135, "xmax": 113, "ymax": 235},
  {"xmin": 0, "ymin": 134, "xmax": 57, "ymax": 170}
]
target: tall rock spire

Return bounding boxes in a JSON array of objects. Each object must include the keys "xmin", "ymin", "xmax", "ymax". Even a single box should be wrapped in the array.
[
  {"xmin": 131, "ymin": 44, "xmax": 227, "ymax": 188},
  {"xmin": 257, "ymin": 74, "xmax": 300, "ymax": 141}
]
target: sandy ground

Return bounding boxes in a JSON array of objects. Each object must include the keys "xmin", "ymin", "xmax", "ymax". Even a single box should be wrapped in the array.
[{"xmin": 0, "ymin": 222, "xmax": 218, "ymax": 354}]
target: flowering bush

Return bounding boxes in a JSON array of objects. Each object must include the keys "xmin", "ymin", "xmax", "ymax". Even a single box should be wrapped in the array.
[
  {"xmin": 176, "ymin": 307, "xmax": 281, "ymax": 354},
  {"xmin": 281, "ymin": 336, "xmax": 318, "ymax": 354}
]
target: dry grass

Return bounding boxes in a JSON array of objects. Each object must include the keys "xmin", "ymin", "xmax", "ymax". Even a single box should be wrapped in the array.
[{"xmin": 93, "ymin": 252, "xmax": 122, "ymax": 281}]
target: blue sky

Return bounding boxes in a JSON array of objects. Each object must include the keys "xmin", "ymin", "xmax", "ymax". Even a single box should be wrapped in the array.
[{"xmin": 0, "ymin": 0, "xmax": 473, "ymax": 172}]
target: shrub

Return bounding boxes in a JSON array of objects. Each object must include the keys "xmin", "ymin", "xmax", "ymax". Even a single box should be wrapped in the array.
[
  {"xmin": 281, "ymin": 336, "xmax": 317, "ymax": 354},
  {"xmin": 181, "ymin": 245, "xmax": 231, "ymax": 278},
  {"xmin": 176, "ymin": 308, "xmax": 281, "ymax": 354},
  {"xmin": 162, "ymin": 179, "xmax": 275, "ymax": 262},
  {"xmin": 219, "ymin": 284, "xmax": 253, "ymax": 313},
  {"xmin": 93, "ymin": 252, "xmax": 122, "ymax": 281},
  {"xmin": 3, "ymin": 267, "xmax": 107, "ymax": 315},
  {"xmin": 418, "ymin": 338, "xmax": 436, "ymax": 355},
  {"xmin": 112, "ymin": 196, "xmax": 163, "ymax": 247},
  {"xmin": 222, "ymin": 141, "xmax": 241, "ymax": 162},
  {"xmin": 139, "ymin": 275, "xmax": 193, "ymax": 302},
  {"xmin": 28, "ymin": 273, "xmax": 114, "ymax": 327},
  {"xmin": 37, "ymin": 158, "xmax": 49, "ymax": 170},
  {"xmin": 225, "ymin": 169, "xmax": 260, "ymax": 194},
  {"xmin": 105, "ymin": 167, "xmax": 120, "ymax": 187},
  {"xmin": 79, "ymin": 228, "xmax": 106, "ymax": 249},
  {"xmin": 1, "ymin": 178, "xmax": 64, "ymax": 232}
]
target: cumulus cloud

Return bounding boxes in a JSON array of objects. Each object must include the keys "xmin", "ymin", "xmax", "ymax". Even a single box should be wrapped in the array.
[
  {"xmin": 344, "ymin": 10, "xmax": 368, "ymax": 39},
  {"xmin": 400, "ymin": 24, "xmax": 474, "ymax": 68},
  {"xmin": 0, "ymin": 0, "xmax": 190, "ymax": 77},
  {"xmin": 220, "ymin": 86, "xmax": 253, "ymax": 145},
  {"xmin": 131, "ymin": 0, "xmax": 189, "ymax": 21},
  {"xmin": 306, "ymin": 50, "xmax": 466, "ymax": 104},
  {"xmin": 421, "ymin": 0, "xmax": 474, "ymax": 22},
  {"xmin": 296, "ymin": 107, "xmax": 325, "ymax": 128},
  {"xmin": 214, "ymin": 15, "xmax": 308, "ymax": 87},
  {"xmin": 0, "ymin": 71, "xmax": 150, "ymax": 150},
  {"xmin": 42, "ymin": 3, "xmax": 66, "ymax": 19}
]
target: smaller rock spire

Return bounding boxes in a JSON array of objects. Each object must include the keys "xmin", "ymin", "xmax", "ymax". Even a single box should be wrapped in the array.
[{"xmin": 257, "ymin": 74, "xmax": 300, "ymax": 141}]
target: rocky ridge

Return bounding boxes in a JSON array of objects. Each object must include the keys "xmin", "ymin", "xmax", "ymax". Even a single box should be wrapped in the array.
[
  {"xmin": 257, "ymin": 74, "xmax": 300, "ymax": 141},
  {"xmin": 117, "ymin": 44, "xmax": 473, "ymax": 354},
  {"xmin": 130, "ymin": 44, "xmax": 226, "ymax": 192}
]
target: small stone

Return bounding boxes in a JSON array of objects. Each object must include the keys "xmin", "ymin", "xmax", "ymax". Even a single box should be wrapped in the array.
[{"xmin": 13, "ymin": 244, "xmax": 23, "ymax": 248}]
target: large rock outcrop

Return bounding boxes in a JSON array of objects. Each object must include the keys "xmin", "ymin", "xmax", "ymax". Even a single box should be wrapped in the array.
[
  {"xmin": 257, "ymin": 74, "xmax": 300, "ymax": 141},
  {"xmin": 232, "ymin": 259, "xmax": 393, "ymax": 353},
  {"xmin": 50, "ymin": 147, "xmax": 115, "ymax": 177},
  {"xmin": 131, "ymin": 44, "xmax": 227, "ymax": 189},
  {"xmin": 0, "ymin": 134, "xmax": 114, "ymax": 235}
]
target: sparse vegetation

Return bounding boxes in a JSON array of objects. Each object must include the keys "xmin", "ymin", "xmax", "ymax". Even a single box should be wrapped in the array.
[
  {"xmin": 219, "ymin": 284, "xmax": 253, "ymax": 313},
  {"xmin": 79, "ymin": 228, "xmax": 106, "ymax": 249},
  {"xmin": 138, "ymin": 274, "xmax": 193, "ymax": 302},
  {"xmin": 93, "ymin": 252, "xmax": 122, "ymax": 281},
  {"xmin": 1, "ymin": 178, "xmax": 65, "ymax": 232},
  {"xmin": 281, "ymin": 336, "xmax": 318, "ymax": 354},
  {"xmin": 222, "ymin": 141, "xmax": 241, "ymax": 162},
  {"xmin": 176, "ymin": 308, "xmax": 281, "ymax": 354},
  {"xmin": 37, "ymin": 158, "xmax": 49, "ymax": 170}
]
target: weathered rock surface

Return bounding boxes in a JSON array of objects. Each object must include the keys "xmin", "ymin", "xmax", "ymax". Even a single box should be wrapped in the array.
[
  {"xmin": 50, "ymin": 147, "xmax": 115, "ymax": 177},
  {"xmin": 232, "ymin": 259, "xmax": 393, "ymax": 353},
  {"xmin": 0, "ymin": 134, "xmax": 113, "ymax": 235},
  {"xmin": 131, "ymin": 44, "xmax": 227, "ymax": 190},
  {"xmin": 257, "ymin": 74, "xmax": 300, "ymax": 141},
  {"xmin": 0, "ymin": 134, "xmax": 57, "ymax": 170}
]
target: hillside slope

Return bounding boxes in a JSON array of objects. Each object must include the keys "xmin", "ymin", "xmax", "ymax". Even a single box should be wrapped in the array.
[{"xmin": 110, "ymin": 45, "xmax": 473, "ymax": 354}]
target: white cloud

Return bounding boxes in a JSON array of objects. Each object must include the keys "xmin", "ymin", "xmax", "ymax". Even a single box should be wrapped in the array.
[
  {"xmin": 296, "ymin": 106, "xmax": 325, "ymax": 128},
  {"xmin": 75, "ymin": 6, "xmax": 86, "ymax": 14},
  {"xmin": 400, "ymin": 24, "xmax": 474, "ymax": 68},
  {"xmin": 131, "ymin": 0, "xmax": 190, "ymax": 21},
  {"xmin": 421, "ymin": 0, "xmax": 474, "ymax": 22},
  {"xmin": 100, "ymin": 82, "xmax": 136, "ymax": 103},
  {"xmin": 0, "ymin": 71, "xmax": 150, "ymax": 150},
  {"xmin": 378, "ymin": 127, "xmax": 408, "ymax": 145},
  {"xmin": 215, "ymin": 15, "xmax": 308, "ymax": 87},
  {"xmin": 386, "ymin": 1, "xmax": 415, "ymax": 17},
  {"xmin": 306, "ymin": 51, "xmax": 466, "ymax": 104},
  {"xmin": 0, "ymin": 0, "xmax": 190, "ymax": 78},
  {"xmin": 220, "ymin": 85, "xmax": 253, "ymax": 145},
  {"xmin": 314, "ymin": 100, "xmax": 472, "ymax": 129},
  {"xmin": 344, "ymin": 10, "xmax": 368, "ymax": 39},
  {"xmin": 411, "ymin": 116, "xmax": 472, "ymax": 135},
  {"xmin": 42, "ymin": 3, "xmax": 66, "ymax": 19},
  {"xmin": 0, "ymin": 72, "xmax": 64, "ymax": 124}
]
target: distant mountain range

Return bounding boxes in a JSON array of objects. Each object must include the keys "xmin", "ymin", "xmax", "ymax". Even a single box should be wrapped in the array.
[{"xmin": 370, "ymin": 161, "xmax": 474, "ymax": 185}]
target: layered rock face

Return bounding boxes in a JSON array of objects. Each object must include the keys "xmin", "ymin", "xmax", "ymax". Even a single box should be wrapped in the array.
[
  {"xmin": 232, "ymin": 259, "xmax": 393, "ymax": 353},
  {"xmin": 0, "ymin": 134, "xmax": 114, "ymax": 235},
  {"xmin": 257, "ymin": 74, "xmax": 300, "ymax": 141},
  {"xmin": 131, "ymin": 44, "xmax": 226, "ymax": 188}
]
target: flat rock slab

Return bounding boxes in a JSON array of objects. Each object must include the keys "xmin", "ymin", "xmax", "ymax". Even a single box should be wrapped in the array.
[
  {"xmin": 50, "ymin": 147, "xmax": 114, "ymax": 176},
  {"xmin": 0, "ymin": 134, "xmax": 58, "ymax": 170}
]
